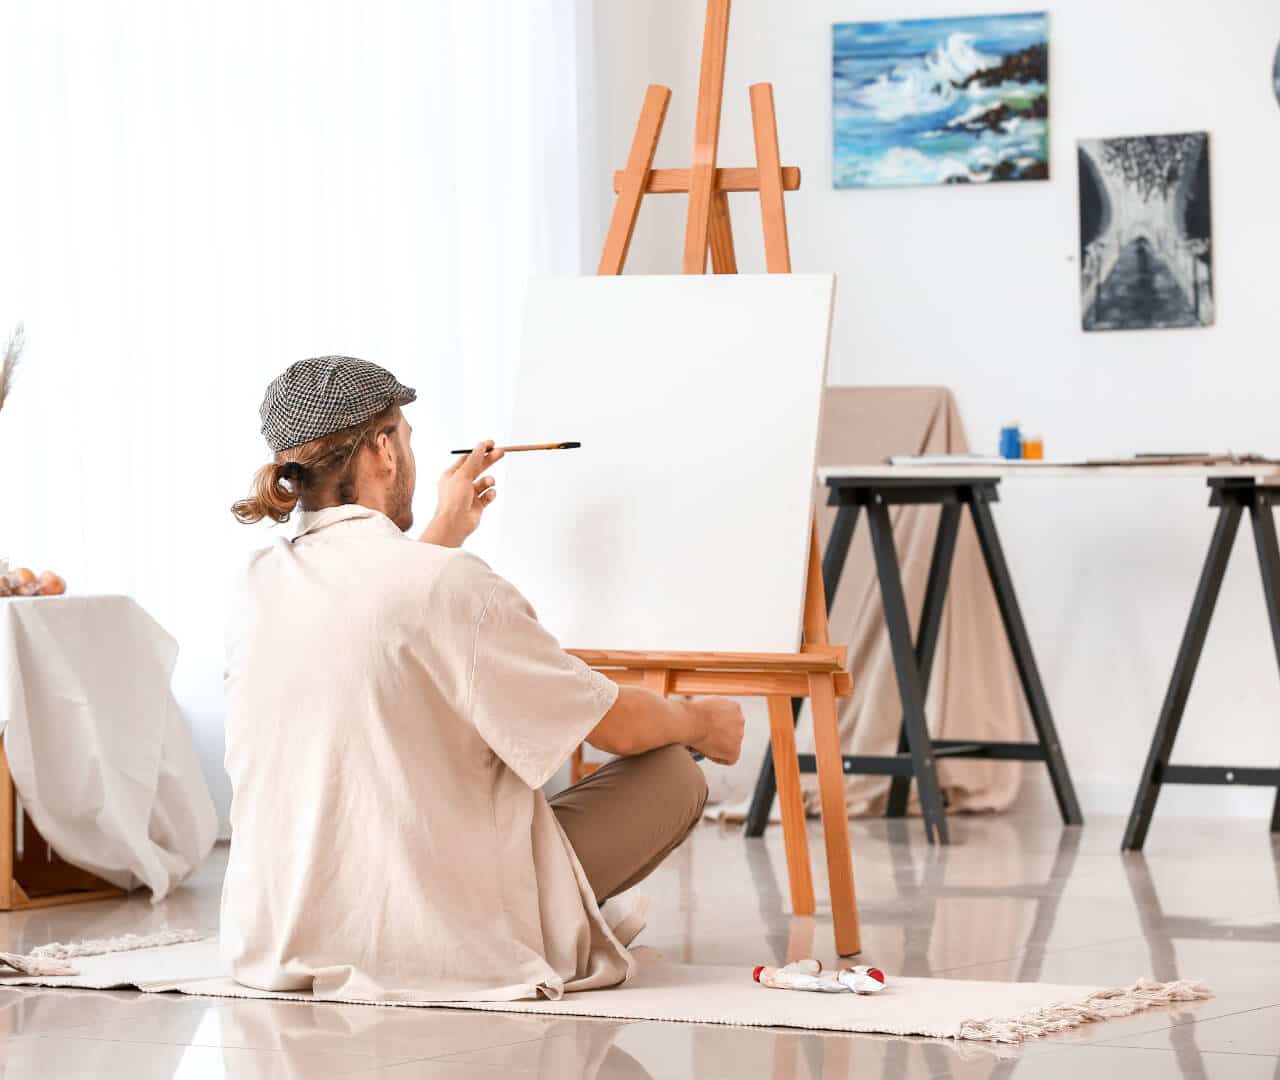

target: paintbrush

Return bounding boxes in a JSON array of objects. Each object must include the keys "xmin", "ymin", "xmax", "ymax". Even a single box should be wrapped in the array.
[{"xmin": 450, "ymin": 441, "xmax": 581, "ymax": 455}]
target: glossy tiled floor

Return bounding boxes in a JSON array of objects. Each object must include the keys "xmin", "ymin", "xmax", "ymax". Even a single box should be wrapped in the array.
[{"xmin": 1, "ymin": 811, "xmax": 1277, "ymax": 1078}]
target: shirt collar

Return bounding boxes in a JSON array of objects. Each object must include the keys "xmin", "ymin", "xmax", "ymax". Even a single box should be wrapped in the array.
[{"xmin": 292, "ymin": 504, "xmax": 405, "ymax": 541}]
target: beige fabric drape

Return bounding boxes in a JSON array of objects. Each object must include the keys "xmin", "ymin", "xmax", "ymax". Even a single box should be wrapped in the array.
[
  {"xmin": 797, "ymin": 387, "xmax": 1029, "ymax": 816},
  {"xmin": 0, "ymin": 595, "xmax": 217, "ymax": 898}
]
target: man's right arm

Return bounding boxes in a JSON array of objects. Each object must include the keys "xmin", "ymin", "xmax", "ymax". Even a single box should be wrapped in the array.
[{"xmin": 587, "ymin": 688, "xmax": 745, "ymax": 765}]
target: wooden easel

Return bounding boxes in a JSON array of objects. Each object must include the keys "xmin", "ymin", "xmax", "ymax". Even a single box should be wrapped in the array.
[
  {"xmin": 0, "ymin": 743, "xmax": 123, "ymax": 910},
  {"xmin": 568, "ymin": 0, "xmax": 861, "ymax": 956}
]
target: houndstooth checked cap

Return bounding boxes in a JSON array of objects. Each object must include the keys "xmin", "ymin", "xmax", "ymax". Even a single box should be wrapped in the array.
[{"xmin": 259, "ymin": 356, "xmax": 417, "ymax": 452}]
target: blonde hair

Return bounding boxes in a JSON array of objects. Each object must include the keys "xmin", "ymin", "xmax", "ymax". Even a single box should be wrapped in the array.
[{"xmin": 232, "ymin": 404, "xmax": 400, "ymax": 525}]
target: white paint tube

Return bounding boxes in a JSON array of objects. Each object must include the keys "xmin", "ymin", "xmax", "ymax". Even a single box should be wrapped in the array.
[
  {"xmin": 837, "ymin": 965, "xmax": 888, "ymax": 993},
  {"xmin": 753, "ymin": 958, "xmax": 887, "ymax": 995}
]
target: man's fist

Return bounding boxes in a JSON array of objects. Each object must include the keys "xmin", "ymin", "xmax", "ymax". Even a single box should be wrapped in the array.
[{"xmin": 688, "ymin": 698, "xmax": 746, "ymax": 766}]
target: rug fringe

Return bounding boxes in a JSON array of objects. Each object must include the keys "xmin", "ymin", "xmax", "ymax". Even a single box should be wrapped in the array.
[
  {"xmin": 957, "ymin": 978, "xmax": 1213, "ymax": 1044},
  {"xmin": 0, "ymin": 952, "xmax": 79, "ymax": 978},
  {"xmin": 0, "ymin": 929, "xmax": 210, "ymax": 978},
  {"xmin": 29, "ymin": 928, "xmax": 208, "ymax": 961}
]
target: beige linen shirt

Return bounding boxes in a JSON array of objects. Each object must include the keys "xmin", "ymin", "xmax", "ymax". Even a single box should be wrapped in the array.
[{"xmin": 221, "ymin": 504, "xmax": 631, "ymax": 1002}]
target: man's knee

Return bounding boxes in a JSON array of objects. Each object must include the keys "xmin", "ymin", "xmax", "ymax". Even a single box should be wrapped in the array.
[{"xmin": 648, "ymin": 744, "xmax": 708, "ymax": 830}]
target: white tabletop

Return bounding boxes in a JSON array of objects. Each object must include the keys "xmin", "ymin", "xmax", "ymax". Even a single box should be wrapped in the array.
[{"xmin": 818, "ymin": 463, "xmax": 1280, "ymax": 482}]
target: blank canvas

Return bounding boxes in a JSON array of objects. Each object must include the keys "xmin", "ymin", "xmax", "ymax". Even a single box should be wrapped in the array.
[{"xmin": 493, "ymin": 274, "xmax": 835, "ymax": 654}]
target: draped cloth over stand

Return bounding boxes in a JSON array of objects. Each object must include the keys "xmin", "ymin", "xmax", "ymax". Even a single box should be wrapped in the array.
[
  {"xmin": 794, "ymin": 387, "xmax": 1028, "ymax": 817},
  {"xmin": 0, "ymin": 596, "xmax": 217, "ymax": 899}
]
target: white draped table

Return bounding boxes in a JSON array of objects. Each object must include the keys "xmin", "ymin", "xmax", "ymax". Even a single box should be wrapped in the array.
[{"xmin": 0, "ymin": 595, "xmax": 216, "ymax": 900}]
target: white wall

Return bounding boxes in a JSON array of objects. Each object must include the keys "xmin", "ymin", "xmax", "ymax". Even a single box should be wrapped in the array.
[
  {"xmin": 594, "ymin": 0, "xmax": 1280, "ymax": 817},
  {"xmin": 0, "ymin": 1, "xmax": 595, "ymax": 835}
]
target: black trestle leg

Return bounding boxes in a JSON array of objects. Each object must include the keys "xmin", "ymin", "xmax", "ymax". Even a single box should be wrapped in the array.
[
  {"xmin": 969, "ymin": 486, "xmax": 1084, "ymax": 827},
  {"xmin": 1123, "ymin": 497, "xmax": 1243, "ymax": 851},
  {"xmin": 1247, "ymin": 491, "xmax": 1280, "ymax": 835},
  {"xmin": 866, "ymin": 497, "xmax": 949, "ymax": 844},
  {"xmin": 886, "ymin": 501, "xmax": 961, "ymax": 818}
]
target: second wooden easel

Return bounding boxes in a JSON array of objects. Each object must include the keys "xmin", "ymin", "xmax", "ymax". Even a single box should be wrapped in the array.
[
  {"xmin": 0, "ymin": 743, "xmax": 123, "ymax": 910},
  {"xmin": 568, "ymin": 0, "xmax": 861, "ymax": 956}
]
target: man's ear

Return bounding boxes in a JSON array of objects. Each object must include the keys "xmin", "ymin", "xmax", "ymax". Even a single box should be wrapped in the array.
[{"xmin": 375, "ymin": 429, "xmax": 399, "ymax": 473}]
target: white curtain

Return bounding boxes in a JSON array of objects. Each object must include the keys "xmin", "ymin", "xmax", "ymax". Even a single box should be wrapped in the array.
[{"xmin": 0, "ymin": 0, "xmax": 597, "ymax": 830}]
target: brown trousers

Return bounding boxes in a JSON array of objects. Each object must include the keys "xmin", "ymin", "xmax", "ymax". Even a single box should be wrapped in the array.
[{"xmin": 550, "ymin": 745, "xmax": 708, "ymax": 902}]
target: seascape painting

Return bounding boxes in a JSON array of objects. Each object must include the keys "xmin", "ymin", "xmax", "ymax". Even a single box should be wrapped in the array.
[
  {"xmin": 1078, "ymin": 133, "xmax": 1213, "ymax": 332},
  {"xmin": 832, "ymin": 13, "xmax": 1048, "ymax": 189}
]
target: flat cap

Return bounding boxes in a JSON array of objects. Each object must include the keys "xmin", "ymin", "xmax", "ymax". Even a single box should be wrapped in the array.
[{"xmin": 259, "ymin": 356, "xmax": 417, "ymax": 452}]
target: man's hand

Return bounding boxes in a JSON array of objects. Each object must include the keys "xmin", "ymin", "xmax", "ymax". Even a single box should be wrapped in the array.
[
  {"xmin": 587, "ymin": 690, "xmax": 745, "ymax": 765},
  {"xmin": 420, "ymin": 441, "xmax": 504, "ymax": 548},
  {"xmin": 686, "ymin": 698, "xmax": 745, "ymax": 766}
]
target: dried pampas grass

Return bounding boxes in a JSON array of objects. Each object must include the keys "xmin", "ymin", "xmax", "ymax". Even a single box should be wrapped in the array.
[{"xmin": 0, "ymin": 323, "xmax": 24, "ymax": 415}]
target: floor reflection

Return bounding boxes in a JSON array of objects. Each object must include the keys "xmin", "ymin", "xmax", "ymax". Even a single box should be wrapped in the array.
[
  {"xmin": 477, "ymin": 1018, "xmax": 1020, "ymax": 1080},
  {"xmin": 1123, "ymin": 841, "xmax": 1280, "ymax": 982},
  {"xmin": 731, "ymin": 820, "xmax": 1280, "ymax": 1080},
  {"xmin": 1, "ymin": 822, "xmax": 1277, "ymax": 1079}
]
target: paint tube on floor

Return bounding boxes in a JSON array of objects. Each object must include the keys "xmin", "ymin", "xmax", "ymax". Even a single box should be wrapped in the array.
[
  {"xmin": 753, "ymin": 965, "xmax": 846, "ymax": 993},
  {"xmin": 837, "ymin": 965, "xmax": 887, "ymax": 993},
  {"xmin": 752, "ymin": 958, "xmax": 887, "ymax": 995}
]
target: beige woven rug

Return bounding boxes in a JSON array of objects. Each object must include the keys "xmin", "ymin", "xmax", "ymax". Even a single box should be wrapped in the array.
[{"xmin": 0, "ymin": 934, "xmax": 1210, "ymax": 1045}]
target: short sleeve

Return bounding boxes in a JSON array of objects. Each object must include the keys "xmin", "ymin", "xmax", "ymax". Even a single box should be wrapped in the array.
[{"xmin": 466, "ymin": 567, "xmax": 619, "ymax": 790}]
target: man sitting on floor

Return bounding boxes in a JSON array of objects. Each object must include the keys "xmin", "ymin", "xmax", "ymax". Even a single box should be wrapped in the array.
[{"xmin": 223, "ymin": 356, "xmax": 744, "ymax": 1003}]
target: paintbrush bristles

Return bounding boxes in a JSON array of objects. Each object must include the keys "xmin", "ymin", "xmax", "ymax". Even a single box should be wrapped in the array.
[{"xmin": 0, "ymin": 323, "xmax": 24, "ymax": 416}]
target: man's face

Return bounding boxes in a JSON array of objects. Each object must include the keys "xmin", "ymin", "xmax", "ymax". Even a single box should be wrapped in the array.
[{"xmin": 387, "ymin": 415, "xmax": 417, "ymax": 531}]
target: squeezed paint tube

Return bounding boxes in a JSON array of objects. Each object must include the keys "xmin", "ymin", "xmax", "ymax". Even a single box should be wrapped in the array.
[
  {"xmin": 837, "ymin": 965, "xmax": 887, "ymax": 993},
  {"xmin": 752, "ymin": 958, "xmax": 886, "ymax": 995}
]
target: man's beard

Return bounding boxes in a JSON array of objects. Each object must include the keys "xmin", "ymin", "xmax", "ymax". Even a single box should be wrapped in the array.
[{"xmin": 388, "ymin": 459, "xmax": 415, "ymax": 531}]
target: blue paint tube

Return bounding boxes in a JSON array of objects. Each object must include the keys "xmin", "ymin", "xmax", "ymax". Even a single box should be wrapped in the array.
[{"xmin": 999, "ymin": 424, "xmax": 1022, "ymax": 460}]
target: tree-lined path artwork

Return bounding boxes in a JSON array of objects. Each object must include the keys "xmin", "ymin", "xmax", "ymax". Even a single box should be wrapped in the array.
[{"xmin": 1078, "ymin": 132, "xmax": 1213, "ymax": 332}]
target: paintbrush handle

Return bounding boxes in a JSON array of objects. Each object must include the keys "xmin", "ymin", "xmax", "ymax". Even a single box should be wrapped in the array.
[{"xmin": 449, "ymin": 442, "xmax": 580, "ymax": 454}]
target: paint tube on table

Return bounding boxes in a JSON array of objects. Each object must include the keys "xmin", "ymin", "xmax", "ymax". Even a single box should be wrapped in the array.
[{"xmin": 752, "ymin": 958, "xmax": 887, "ymax": 995}]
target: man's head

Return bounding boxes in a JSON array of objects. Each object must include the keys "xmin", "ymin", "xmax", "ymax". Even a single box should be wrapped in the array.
[{"xmin": 232, "ymin": 356, "xmax": 419, "ymax": 530}]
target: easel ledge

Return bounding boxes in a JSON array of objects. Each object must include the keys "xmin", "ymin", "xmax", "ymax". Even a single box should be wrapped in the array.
[{"xmin": 569, "ymin": 649, "xmax": 852, "ymax": 699}]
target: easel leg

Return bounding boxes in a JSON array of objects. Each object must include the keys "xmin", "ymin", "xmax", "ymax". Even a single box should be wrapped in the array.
[
  {"xmin": 1246, "ymin": 491, "xmax": 1280, "ymax": 833},
  {"xmin": 748, "ymin": 82, "xmax": 791, "ymax": 274},
  {"xmin": 968, "ymin": 486, "xmax": 1084, "ymax": 827},
  {"xmin": 784, "ymin": 915, "xmax": 816, "ymax": 963},
  {"xmin": 708, "ymin": 191, "xmax": 738, "ymax": 273},
  {"xmin": 767, "ymin": 695, "xmax": 815, "ymax": 916},
  {"xmin": 1123, "ymin": 499, "xmax": 1243, "ymax": 850},
  {"xmin": 866, "ymin": 497, "xmax": 950, "ymax": 845},
  {"xmin": 598, "ymin": 85, "xmax": 671, "ymax": 276},
  {"xmin": 745, "ymin": 503, "xmax": 859, "ymax": 838},
  {"xmin": 819, "ymin": 1038, "xmax": 854, "ymax": 1080},
  {"xmin": 887, "ymin": 501, "xmax": 961, "ymax": 818},
  {"xmin": 809, "ymin": 672, "xmax": 861, "ymax": 956},
  {"xmin": 682, "ymin": 0, "xmax": 730, "ymax": 274}
]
